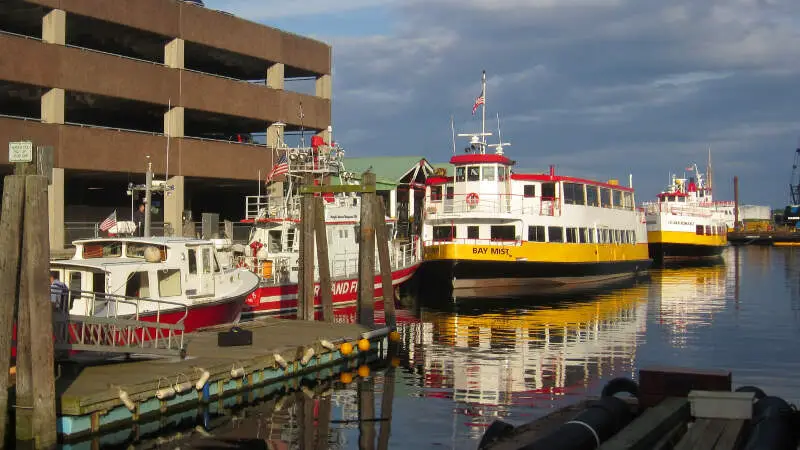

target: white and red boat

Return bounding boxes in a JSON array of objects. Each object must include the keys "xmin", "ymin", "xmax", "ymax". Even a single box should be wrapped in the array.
[{"xmin": 235, "ymin": 135, "xmax": 422, "ymax": 319}]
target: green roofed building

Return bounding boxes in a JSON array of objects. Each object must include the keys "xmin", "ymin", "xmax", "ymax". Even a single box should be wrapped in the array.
[{"xmin": 331, "ymin": 156, "xmax": 436, "ymax": 238}]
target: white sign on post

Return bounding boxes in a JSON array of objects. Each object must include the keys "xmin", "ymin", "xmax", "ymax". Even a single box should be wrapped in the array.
[{"xmin": 9, "ymin": 141, "xmax": 33, "ymax": 163}]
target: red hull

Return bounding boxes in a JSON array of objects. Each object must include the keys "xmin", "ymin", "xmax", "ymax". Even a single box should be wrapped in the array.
[{"xmin": 243, "ymin": 264, "xmax": 419, "ymax": 318}]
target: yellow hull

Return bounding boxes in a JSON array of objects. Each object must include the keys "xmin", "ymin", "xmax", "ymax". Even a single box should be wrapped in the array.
[
  {"xmin": 423, "ymin": 241, "xmax": 650, "ymax": 263},
  {"xmin": 647, "ymin": 231, "xmax": 726, "ymax": 247}
]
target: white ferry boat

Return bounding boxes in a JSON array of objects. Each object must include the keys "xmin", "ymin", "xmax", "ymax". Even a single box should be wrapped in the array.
[
  {"xmin": 236, "ymin": 135, "xmax": 421, "ymax": 319},
  {"xmin": 418, "ymin": 72, "xmax": 651, "ymax": 299},
  {"xmin": 643, "ymin": 163, "xmax": 729, "ymax": 261}
]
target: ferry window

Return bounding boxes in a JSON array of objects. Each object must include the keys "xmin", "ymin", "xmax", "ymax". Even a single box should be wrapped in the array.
[
  {"xmin": 524, "ymin": 185, "xmax": 536, "ymax": 198},
  {"xmin": 287, "ymin": 229, "xmax": 296, "ymax": 249},
  {"xmin": 613, "ymin": 191, "xmax": 623, "ymax": 208},
  {"xmin": 668, "ymin": 195, "xmax": 676, "ymax": 202},
  {"xmin": 158, "ymin": 269, "xmax": 182, "ymax": 298},
  {"xmin": 696, "ymin": 225, "xmax": 704, "ymax": 235},
  {"xmin": 456, "ymin": 167, "xmax": 466, "ymax": 182},
  {"xmin": 564, "ymin": 183, "xmax": 586, "ymax": 205},
  {"xmin": 586, "ymin": 186, "xmax": 599, "ymax": 207},
  {"xmin": 83, "ymin": 242, "xmax": 122, "ymax": 259},
  {"xmin": 187, "ymin": 249, "xmax": 197, "ymax": 274},
  {"xmin": 623, "ymin": 192, "xmax": 634, "ymax": 210},
  {"xmin": 705, "ymin": 226, "xmax": 712, "ymax": 235},
  {"xmin": 542, "ymin": 182, "xmax": 556, "ymax": 199},
  {"xmin": 92, "ymin": 272, "xmax": 105, "ymax": 295},
  {"xmin": 587, "ymin": 229, "xmax": 595, "ymax": 243},
  {"xmin": 600, "ymin": 188, "xmax": 612, "ymax": 208},
  {"xmin": 467, "ymin": 226, "xmax": 479, "ymax": 239},
  {"xmin": 548, "ymin": 226, "xmax": 563, "ymax": 243},
  {"xmin": 579, "ymin": 227, "xmax": 588, "ymax": 243},
  {"xmin": 498, "ymin": 166, "xmax": 507, "ymax": 181},
  {"xmin": 268, "ymin": 230, "xmax": 282, "ymax": 251},
  {"xmin": 467, "ymin": 166, "xmax": 480, "ymax": 182},
  {"xmin": 566, "ymin": 228, "xmax": 578, "ymax": 243},
  {"xmin": 482, "ymin": 166, "xmax": 496, "ymax": 181},
  {"xmin": 528, "ymin": 226, "xmax": 546, "ymax": 242},
  {"xmin": 433, "ymin": 225, "xmax": 456, "ymax": 241},
  {"xmin": 446, "ymin": 186, "xmax": 454, "ymax": 200},
  {"xmin": 678, "ymin": 197, "xmax": 685, "ymax": 202},
  {"xmin": 431, "ymin": 186, "xmax": 443, "ymax": 202},
  {"xmin": 69, "ymin": 272, "xmax": 82, "ymax": 293},
  {"xmin": 202, "ymin": 248, "xmax": 212, "ymax": 274},
  {"xmin": 490, "ymin": 225, "xmax": 516, "ymax": 241}
]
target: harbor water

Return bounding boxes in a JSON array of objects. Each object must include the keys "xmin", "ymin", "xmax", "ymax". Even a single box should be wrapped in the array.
[{"xmin": 70, "ymin": 245, "xmax": 800, "ymax": 449}]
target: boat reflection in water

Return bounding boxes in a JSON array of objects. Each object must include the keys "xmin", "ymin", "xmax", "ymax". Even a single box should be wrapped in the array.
[
  {"xmin": 648, "ymin": 256, "xmax": 729, "ymax": 348},
  {"xmin": 397, "ymin": 280, "xmax": 649, "ymax": 439}
]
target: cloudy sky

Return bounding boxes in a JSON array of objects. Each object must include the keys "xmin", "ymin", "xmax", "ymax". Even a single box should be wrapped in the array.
[{"xmin": 206, "ymin": 0, "xmax": 800, "ymax": 206}]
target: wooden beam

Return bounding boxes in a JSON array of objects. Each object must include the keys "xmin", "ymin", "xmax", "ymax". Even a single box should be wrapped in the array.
[
  {"xmin": 358, "ymin": 377, "xmax": 376, "ymax": 450},
  {"xmin": 0, "ymin": 176, "xmax": 25, "ymax": 444},
  {"xmin": 357, "ymin": 172, "xmax": 376, "ymax": 327},
  {"xmin": 599, "ymin": 397, "xmax": 690, "ymax": 450},
  {"xmin": 374, "ymin": 197, "xmax": 395, "ymax": 330},
  {"xmin": 300, "ymin": 184, "xmax": 376, "ymax": 194},
  {"xmin": 298, "ymin": 174, "xmax": 316, "ymax": 321},
  {"xmin": 314, "ymin": 197, "xmax": 333, "ymax": 322}
]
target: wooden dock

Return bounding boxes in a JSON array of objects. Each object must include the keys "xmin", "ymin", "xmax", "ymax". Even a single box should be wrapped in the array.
[{"xmin": 54, "ymin": 317, "xmax": 393, "ymax": 438}]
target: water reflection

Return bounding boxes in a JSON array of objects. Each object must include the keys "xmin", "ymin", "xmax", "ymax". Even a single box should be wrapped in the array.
[
  {"xmin": 648, "ymin": 258, "xmax": 730, "ymax": 348},
  {"xmin": 396, "ymin": 281, "xmax": 649, "ymax": 440}
]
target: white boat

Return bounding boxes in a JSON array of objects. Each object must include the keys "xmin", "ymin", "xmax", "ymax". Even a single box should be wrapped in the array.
[
  {"xmin": 418, "ymin": 71, "xmax": 651, "ymax": 299},
  {"xmin": 235, "ymin": 134, "xmax": 421, "ymax": 319},
  {"xmin": 643, "ymin": 163, "xmax": 729, "ymax": 261}
]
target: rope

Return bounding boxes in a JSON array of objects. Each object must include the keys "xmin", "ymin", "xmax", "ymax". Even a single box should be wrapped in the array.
[{"xmin": 565, "ymin": 419, "xmax": 601, "ymax": 449}]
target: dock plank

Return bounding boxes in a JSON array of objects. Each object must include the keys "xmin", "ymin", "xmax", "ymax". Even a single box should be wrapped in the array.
[
  {"xmin": 600, "ymin": 397, "xmax": 690, "ymax": 450},
  {"xmin": 713, "ymin": 419, "xmax": 746, "ymax": 450}
]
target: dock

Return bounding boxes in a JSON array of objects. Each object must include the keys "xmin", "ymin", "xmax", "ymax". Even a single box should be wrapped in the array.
[
  {"xmin": 55, "ymin": 317, "xmax": 393, "ymax": 439},
  {"xmin": 728, "ymin": 229, "xmax": 800, "ymax": 245}
]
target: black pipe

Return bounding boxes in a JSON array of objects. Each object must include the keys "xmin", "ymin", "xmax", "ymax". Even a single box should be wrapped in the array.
[
  {"xmin": 740, "ymin": 394, "xmax": 798, "ymax": 450},
  {"xmin": 477, "ymin": 378, "xmax": 637, "ymax": 450}
]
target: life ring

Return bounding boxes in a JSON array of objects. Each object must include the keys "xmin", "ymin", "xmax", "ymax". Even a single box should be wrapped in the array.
[{"xmin": 466, "ymin": 192, "xmax": 479, "ymax": 207}]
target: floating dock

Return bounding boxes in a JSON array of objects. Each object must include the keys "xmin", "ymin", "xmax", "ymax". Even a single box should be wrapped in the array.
[
  {"xmin": 728, "ymin": 229, "xmax": 800, "ymax": 245},
  {"xmin": 55, "ymin": 317, "xmax": 392, "ymax": 439}
]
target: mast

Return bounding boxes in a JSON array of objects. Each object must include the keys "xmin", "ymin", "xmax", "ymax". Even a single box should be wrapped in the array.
[
  {"xmin": 481, "ymin": 70, "xmax": 487, "ymax": 150},
  {"xmin": 707, "ymin": 146, "xmax": 713, "ymax": 191}
]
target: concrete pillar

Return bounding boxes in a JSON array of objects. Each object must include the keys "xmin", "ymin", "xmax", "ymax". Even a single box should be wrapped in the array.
[
  {"xmin": 164, "ymin": 106, "xmax": 184, "ymax": 137},
  {"xmin": 41, "ymin": 88, "xmax": 65, "ymax": 124},
  {"xmin": 267, "ymin": 63, "xmax": 284, "ymax": 89},
  {"xmin": 48, "ymin": 168, "xmax": 65, "ymax": 250},
  {"xmin": 315, "ymin": 74, "xmax": 332, "ymax": 99},
  {"xmin": 164, "ymin": 176, "xmax": 184, "ymax": 236},
  {"xmin": 164, "ymin": 38, "xmax": 185, "ymax": 69},
  {"xmin": 389, "ymin": 189, "xmax": 397, "ymax": 219},
  {"xmin": 42, "ymin": 9, "xmax": 65, "ymax": 45},
  {"xmin": 267, "ymin": 123, "xmax": 284, "ymax": 148}
]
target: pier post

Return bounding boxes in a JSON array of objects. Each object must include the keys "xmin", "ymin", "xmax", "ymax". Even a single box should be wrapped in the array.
[
  {"xmin": 358, "ymin": 172, "xmax": 377, "ymax": 327},
  {"xmin": 358, "ymin": 377, "xmax": 376, "ymax": 450},
  {"xmin": 374, "ymin": 197, "xmax": 396, "ymax": 329},
  {"xmin": 314, "ymin": 197, "xmax": 333, "ymax": 322},
  {"xmin": 377, "ymin": 366, "xmax": 397, "ymax": 450},
  {"xmin": 315, "ymin": 392, "xmax": 333, "ymax": 450},
  {"xmin": 0, "ymin": 176, "xmax": 25, "ymax": 444},
  {"xmin": 298, "ymin": 174, "xmax": 316, "ymax": 321}
]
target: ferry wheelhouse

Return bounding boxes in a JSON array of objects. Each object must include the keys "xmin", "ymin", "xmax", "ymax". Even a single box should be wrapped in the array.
[
  {"xmin": 419, "ymin": 72, "xmax": 651, "ymax": 299},
  {"xmin": 643, "ymin": 164, "xmax": 729, "ymax": 261},
  {"xmin": 237, "ymin": 135, "xmax": 421, "ymax": 318}
]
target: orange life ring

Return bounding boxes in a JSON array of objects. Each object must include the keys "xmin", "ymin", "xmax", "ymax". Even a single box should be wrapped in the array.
[{"xmin": 466, "ymin": 192, "xmax": 479, "ymax": 207}]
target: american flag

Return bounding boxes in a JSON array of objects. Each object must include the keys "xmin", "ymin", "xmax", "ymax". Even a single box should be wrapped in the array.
[
  {"xmin": 99, "ymin": 210, "xmax": 117, "ymax": 232},
  {"xmin": 267, "ymin": 152, "xmax": 289, "ymax": 182},
  {"xmin": 472, "ymin": 88, "xmax": 485, "ymax": 115},
  {"xmin": 685, "ymin": 166, "xmax": 694, "ymax": 171}
]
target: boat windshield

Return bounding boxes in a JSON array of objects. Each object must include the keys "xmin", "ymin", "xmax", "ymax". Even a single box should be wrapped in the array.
[
  {"xmin": 82, "ymin": 242, "xmax": 123, "ymax": 259},
  {"xmin": 126, "ymin": 243, "xmax": 168, "ymax": 260}
]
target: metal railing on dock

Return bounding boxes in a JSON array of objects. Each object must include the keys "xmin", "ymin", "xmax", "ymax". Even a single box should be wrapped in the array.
[{"xmin": 54, "ymin": 289, "xmax": 188, "ymax": 357}]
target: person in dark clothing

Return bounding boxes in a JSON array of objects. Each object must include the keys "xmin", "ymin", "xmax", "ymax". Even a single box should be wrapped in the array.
[
  {"xmin": 49, "ymin": 272, "xmax": 69, "ymax": 311},
  {"xmin": 132, "ymin": 203, "xmax": 146, "ymax": 236}
]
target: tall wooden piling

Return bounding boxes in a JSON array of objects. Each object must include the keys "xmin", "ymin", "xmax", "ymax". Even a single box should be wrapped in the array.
[
  {"xmin": 314, "ymin": 197, "xmax": 333, "ymax": 322},
  {"xmin": 0, "ymin": 176, "xmax": 25, "ymax": 443},
  {"xmin": 298, "ymin": 175, "xmax": 316, "ymax": 321},
  {"xmin": 374, "ymin": 197, "xmax": 396, "ymax": 329},
  {"xmin": 358, "ymin": 172, "xmax": 377, "ymax": 327},
  {"xmin": 315, "ymin": 393, "xmax": 333, "ymax": 450},
  {"xmin": 358, "ymin": 377, "xmax": 376, "ymax": 450}
]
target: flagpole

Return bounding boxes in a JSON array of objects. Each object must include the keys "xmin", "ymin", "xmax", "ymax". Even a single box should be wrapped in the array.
[
  {"xmin": 450, "ymin": 115, "xmax": 456, "ymax": 154},
  {"xmin": 481, "ymin": 70, "xmax": 486, "ymax": 151}
]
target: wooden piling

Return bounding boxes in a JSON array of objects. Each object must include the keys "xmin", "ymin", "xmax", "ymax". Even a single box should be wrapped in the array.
[
  {"xmin": 377, "ymin": 367, "xmax": 397, "ymax": 450},
  {"xmin": 314, "ymin": 197, "xmax": 333, "ymax": 322},
  {"xmin": 374, "ymin": 197, "xmax": 396, "ymax": 329},
  {"xmin": 358, "ymin": 377, "xmax": 376, "ymax": 450},
  {"xmin": 0, "ymin": 176, "xmax": 25, "ymax": 444},
  {"xmin": 22, "ymin": 176, "xmax": 57, "ymax": 448},
  {"xmin": 358, "ymin": 172, "xmax": 377, "ymax": 327},
  {"xmin": 298, "ymin": 175, "xmax": 316, "ymax": 321},
  {"xmin": 315, "ymin": 394, "xmax": 333, "ymax": 450}
]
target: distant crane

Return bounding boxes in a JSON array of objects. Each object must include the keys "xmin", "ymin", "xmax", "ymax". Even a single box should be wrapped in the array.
[{"xmin": 783, "ymin": 137, "xmax": 800, "ymax": 227}]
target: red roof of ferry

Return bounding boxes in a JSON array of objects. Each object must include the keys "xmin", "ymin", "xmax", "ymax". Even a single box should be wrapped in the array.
[
  {"xmin": 449, "ymin": 154, "xmax": 514, "ymax": 165},
  {"xmin": 511, "ymin": 173, "xmax": 635, "ymax": 192}
]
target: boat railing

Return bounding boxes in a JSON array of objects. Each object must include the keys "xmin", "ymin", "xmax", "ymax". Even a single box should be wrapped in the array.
[
  {"xmin": 428, "ymin": 193, "xmax": 563, "ymax": 217},
  {"xmin": 642, "ymin": 201, "xmax": 725, "ymax": 218},
  {"xmin": 53, "ymin": 289, "xmax": 188, "ymax": 357},
  {"xmin": 244, "ymin": 195, "xmax": 302, "ymax": 221},
  {"xmin": 423, "ymin": 238, "xmax": 521, "ymax": 247}
]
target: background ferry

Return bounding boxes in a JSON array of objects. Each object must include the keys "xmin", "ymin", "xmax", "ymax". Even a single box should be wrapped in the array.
[
  {"xmin": 417, "ymin": 71, "xmax": 651, "ymax": 299},
  {"xmin": 643, "ymin": 163, "xmax": 729, "ymax": 262}
]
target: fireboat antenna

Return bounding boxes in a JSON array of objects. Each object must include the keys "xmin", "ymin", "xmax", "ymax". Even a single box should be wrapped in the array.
[
  {"xmin": 457, "ymin": 71, "xmax": 492, "ymax": 154},
  {"xmin": 488, "ymin": 112, "xmax": 511, "ymax": 155},
  {"xmin": 481, "ymin": 70, "xmax": 487, "ymax": 147}
]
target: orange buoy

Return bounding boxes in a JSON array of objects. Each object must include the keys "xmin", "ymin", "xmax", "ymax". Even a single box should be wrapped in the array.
[
  {"xmin": 389, "ymin": 331, "xmax": 401, "ymax": 342},
  {"xmin": 9, "ymin": 366, "xmax": 16, "ymax": 376},
  {"xmin": 340, "ymin": 372, "xmax": 353, "ymax": 384},
  {"xmin": 340, "ymin": 342, "xmax": 354, "ymax": 355},
  {"xmin": 357, "ymin": 365, "xmax": 370, "ymax": 378},
  {"xmin": 391, "ymin": 357, "xmax": 400, "ymax": 368},
  {"xmin": 357, "ymin": 339, "xmax": 370, "ymax": 352}
]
